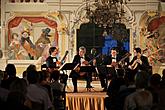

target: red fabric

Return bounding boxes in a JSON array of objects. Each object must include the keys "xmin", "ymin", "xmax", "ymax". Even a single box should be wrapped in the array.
[
  {"xmin": 148, "ymin": 16, "xmax": 165, "ymax": 32},
  {"xmin": 8, "ymin": 17, "xmax": 58, "ymax": 45}
]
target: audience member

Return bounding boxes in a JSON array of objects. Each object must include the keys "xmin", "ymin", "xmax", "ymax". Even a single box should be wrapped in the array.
[
  {"xmin": 124, "ymin": 71, "xmax": 153, "ymax": 110},
  {"xmin": 154, "ymin": 69, "xmax": 165, "ymax": 110},
  {"xmin": 39, "ymin": 70, "xmax": 52, "ymax": 101},
  {"xmin": 26, "ymin": 70, "xmax": 52, "ymax": 110},
  {"xmin": 0, "ymin": 70, "xmax": 9, "ymax": 108},
  {"xmin": 105, "ymin": 68, "xmax": 126, "ymax": 110},
  {"xmin": 50, "ymin": 70, "xmax": 65, "ymax": 92},
  {"xmin": 50, "ymin": 70, "xmax": 65, "ymax": 110},
  {"xmin": 5, "ymin": 91, "xmax": 31, "ymax": 110},
  {"xmin": 1, "ymin": 64, "xmax": 19, "ymax": 90},
  {"xmin": 113, "ymin": 70, "xmax": 136, "ymax": 110},
  {"xmin": 147, "ymin": 73, "xmax": 161, "ymax": 105}
]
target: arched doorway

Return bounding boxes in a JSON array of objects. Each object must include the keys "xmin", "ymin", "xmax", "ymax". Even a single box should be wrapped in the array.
[{"xmin": 77, "ymin": 22, "xmax": 130, "ymax": 57}]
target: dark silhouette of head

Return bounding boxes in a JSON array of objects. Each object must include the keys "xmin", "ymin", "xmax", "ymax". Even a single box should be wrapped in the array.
[{"xmin": 5, "ymin": 64, "xmax": 16, "ymax": 77}]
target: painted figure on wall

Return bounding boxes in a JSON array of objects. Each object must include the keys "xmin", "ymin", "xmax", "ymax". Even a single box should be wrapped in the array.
[
  {"xmin": 8, "ymin": 33, "xmax": 29, "ymax": 60},
  {"xmin": 20, "ymin": 29, "xmax": 36, "ymax": 60},
  {"xmin": 35, "ymin": 28, "xmax": 51, "ymax": 60},
  {"xmin": 8, "ymin": 33, "xmax": 21, "ymax": 59},
  {"xmin": 8, "ymin": 27, "xmax": 56, "ymax": 60}
]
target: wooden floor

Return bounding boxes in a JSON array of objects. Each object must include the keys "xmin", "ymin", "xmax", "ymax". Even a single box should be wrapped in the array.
[{"xmin": 66, "ymin": 78, "xmax": 105, "ymax": 93}]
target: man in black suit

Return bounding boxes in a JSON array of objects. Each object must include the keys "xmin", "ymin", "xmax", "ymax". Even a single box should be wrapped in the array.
[
  {"xmin": 46, "ymin": 47, "xmax": 59, "ymax": 73},
  {"xmin": 128, "ymin": 47, "xmax": 150, "ymax": 81},
  {"xmin": 99, "ymin": 47, "xmax": 121, "ymax": 92},
  {"xmin": 69, "ymin": 46, "xmax": 92, "ymax": 92},
  {"xmin": 46, "ymin": 47, "xmax": 68, "ymax": 87}
]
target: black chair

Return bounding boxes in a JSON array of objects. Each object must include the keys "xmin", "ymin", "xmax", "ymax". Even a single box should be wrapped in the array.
[{"xmin": 52, "ymin": 89, "xmax": 66, "ymax": 110}]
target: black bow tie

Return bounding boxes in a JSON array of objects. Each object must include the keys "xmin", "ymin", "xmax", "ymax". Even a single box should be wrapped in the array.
[{"xmin": 112, "ymin": 57, "xmax": 116, "ymax": 59}]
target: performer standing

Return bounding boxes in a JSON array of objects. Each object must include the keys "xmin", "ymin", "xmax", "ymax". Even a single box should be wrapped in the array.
[
  {"xmin": 69, "ymin": 46, "xmax": 92, "ymax": 92},
  {"xmin": 99, "ymin": 47, "xmax": 121, "ymax": 92}
]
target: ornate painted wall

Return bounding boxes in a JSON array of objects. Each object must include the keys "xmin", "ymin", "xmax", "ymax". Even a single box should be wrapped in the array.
[{"xmin": 0, "ymin": 0, "xmax": 165, "ymax": 75}]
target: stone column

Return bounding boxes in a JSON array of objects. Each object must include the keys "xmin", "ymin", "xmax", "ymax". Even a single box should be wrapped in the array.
[{"xmin": 0, "ymin": 0, "xmax": 8, "ymax": 71}]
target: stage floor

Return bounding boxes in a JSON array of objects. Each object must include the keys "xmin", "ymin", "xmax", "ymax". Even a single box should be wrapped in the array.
[
  {"xmin": 66, "ymin": 78, "xmax": 105, "ymax": 93},
  {"xmin": 65, "ymin": 79, "xmax": 108, "ymax": 110}
]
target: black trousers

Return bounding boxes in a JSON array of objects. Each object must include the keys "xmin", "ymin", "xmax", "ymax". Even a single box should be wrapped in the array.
[{"xmin": 70, "ymin": 70, "xmax": 92, "ymax": 92}]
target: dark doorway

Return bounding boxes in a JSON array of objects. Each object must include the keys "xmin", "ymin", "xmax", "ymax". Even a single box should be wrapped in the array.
[
  {"xmin": 77, "ymin": 23, "xmax": 104, "ymax": 54},
  {"xmin": 77, "ymin": 23, "xmax": 130, "ymax": 56}
]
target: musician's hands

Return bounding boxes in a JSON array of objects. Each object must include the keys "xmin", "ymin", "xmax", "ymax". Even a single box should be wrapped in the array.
[
  {"xmin": 56, "ymin": 61, "xmax": 61, "ymax": 67},
  {"xmin": 82, "ymin": 60, "xmax": 89, "ymax": 65},
  {"xmin": 136, "ymin": 59, "xmax": 142, "ymax": 65}
]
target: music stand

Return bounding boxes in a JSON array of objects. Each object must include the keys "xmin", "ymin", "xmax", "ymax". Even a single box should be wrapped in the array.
[
  {"xmin": 58, "ymin": 63, "xmax": 77, "ymax": 92},
  {"xmin": 79, "ymin": 66, "xmax": 97, "ymax": 92},
  {"xmin": 97, "ymin": 65, "xmax": 116, "ymax": 91},
  {"xmin": 58, "ymin": 63, "xmax": 77, "ymax": 71},
  {"xmin": 80, "ymin": 66, "xmax": 96, "ymax": 73}
]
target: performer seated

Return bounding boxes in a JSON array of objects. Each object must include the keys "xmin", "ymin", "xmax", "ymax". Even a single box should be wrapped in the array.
[
  {"xmin": 46, "ymin": 47, "xmax": 59, "ymax": 73},
  {"xmin": 128, "ymin": 47, "xmax": 150, "ymax": 81},
  {"xmin": 99, "ymin": 47, "xmax": 122, "ymax": 92},
  {"xmin": 69, "ymin": 46, "xmax": 93, "ymax": 92},
  {"xmin": 46, "ymin": 47, "xmax": 68, "ymax": 86}
]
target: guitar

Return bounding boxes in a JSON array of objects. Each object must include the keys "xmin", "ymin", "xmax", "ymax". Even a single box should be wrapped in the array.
[
  {"xmin": 107, "ymin": 52, "xmax": 131, "ymax": 68},
  {"xmin": 130, "ymin": 54, "xmax": 141, "ymax": 70},
  {"xmin": 56, "ymin": 51, "xmax": 69, "ymax": 66},
  {"xmin": 46, "ymin": 50, "xmax": 69, "ymax": 72},
  {"xmin": 74, "ymin": 53, "xmax": 101, "ymax": 76}
]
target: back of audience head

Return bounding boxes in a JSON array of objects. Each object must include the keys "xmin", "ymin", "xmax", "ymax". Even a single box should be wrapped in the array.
[
  {"xmin": 149, "ymin": 73, "xmax": 161, "ymax": 87},
  {"xmin": 26, "ymin": 64, "xmax": 36, "ymax": 73},
  {"xmin": 135, "ymin": 71, "xmax": 150, "ymax": 89},
  {"xmin": 27, "ymin": 70, "xmax": 39, "ymax": 84},
  {"xmin": 5, "ymin": 64, "xmax": 16, "ymax": 77},
  {"xmin": 38, "ymin": 70, "xmax": 50, "ymax": 83},
  {"xmin": 51, "ymin": 70, "xmax": 60, "ymax": 81},
  {"xmin": 124, "ymin": 70, "xmax": 135, "ymax": 86}
]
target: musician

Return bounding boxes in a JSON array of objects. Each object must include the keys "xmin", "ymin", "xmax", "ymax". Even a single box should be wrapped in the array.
[
  {"xmin": 46, "ymin": 47, "xmax": 59, "ymax": 73},
  {"xmin": 46, "ymin": 47, "xmax": 68, "ymax": 87},
  {"xmin": 128, "ymin": 47, "xmax": 150, "ymax": 80},
  {"xmin": 69, "ymin": 46, "xmax": 92, "ymax": 92},
  {"xmin": 99, "ymin": 47, "xmax": 121, "ymax": 92}
]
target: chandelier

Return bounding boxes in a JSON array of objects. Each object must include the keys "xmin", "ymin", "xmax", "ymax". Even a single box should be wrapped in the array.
[{"xmin": 85, "ymin": 0, "xmax": 130, "ymax": 28}]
